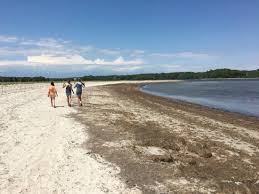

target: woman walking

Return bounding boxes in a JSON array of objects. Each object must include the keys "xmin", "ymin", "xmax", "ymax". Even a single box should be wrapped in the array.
[
  {"xmin": 63, "ymin": 80, "xmax": 74, "ymax": 107},
  {"xmin": 48, "ymin": 81, "xmax": 58, "ymax": 108},
  {"xmin": 74, "ymin": 79, "xmax": 85, "ymax": 106}
]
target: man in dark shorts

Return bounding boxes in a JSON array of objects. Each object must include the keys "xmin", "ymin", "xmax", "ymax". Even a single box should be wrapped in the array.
[
  {"xmin": 63, "ymin": 80, "xmax": 74, "ymax": 107},
  {"xmin": 74, "ymin": 79, "xmax": 85, "ymax": 106}
]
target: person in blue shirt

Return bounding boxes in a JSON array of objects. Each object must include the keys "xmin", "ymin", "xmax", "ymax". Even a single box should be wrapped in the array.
[
  {"xmin": 74, "ymin": 79, "xmax": 85, "ymax": 106},
  {"xmin": 63, "ymin": 80, "xmax": 74, "ymax": 107}
]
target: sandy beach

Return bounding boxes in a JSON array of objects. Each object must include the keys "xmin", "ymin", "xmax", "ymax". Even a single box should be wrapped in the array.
[
  {"xmin": 1, "ymin": 81, "xmax": 259, "ymax": 193},
  {"xmin": 0, "ymin": 82, "xmax": 138, "ymax": 194},
  {"xmin": 0, "ymin": 81, "xmax": 174, "ymax": 194}
]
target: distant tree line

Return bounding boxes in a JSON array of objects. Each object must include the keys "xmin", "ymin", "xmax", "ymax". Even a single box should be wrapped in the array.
[
  {"xmin": 82, "ymin": 69, "xmax": 259, "ymax": 81},
  {"xmin": 1, "ymin": 69, "xmax": 259, "ymax": 82},
  {"xmin": 0, "ymin": 76, "xmax": 48, "ymax": 82},
  {"xmin": 0, "ymin": 76, "xmax": 64, "ymax": 83}
]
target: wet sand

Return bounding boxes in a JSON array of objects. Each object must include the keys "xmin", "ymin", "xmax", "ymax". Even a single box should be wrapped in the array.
[{"xmin": 74, "ymin": 83, "xmax": 259, "ymax": 193}]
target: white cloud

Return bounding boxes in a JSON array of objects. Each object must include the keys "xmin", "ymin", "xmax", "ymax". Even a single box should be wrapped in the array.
[
  {"xmin": 0, "ymin": 60, "xmax": 27, "ymax": 66},
  {"xmin": 20, "ymin": 38, "xmax": 65, "ymax": 48},
  {"xmin": 133, "ymin": 50, "xmax": 145, "ymax": 54},
  {"xmin": 0, "ymin": 35, "xmax": 144, "ymax": 65},
  {"xmin": 150, "ymin": 52, "xmax": 216, "ymax": 60},
  {"xmin": 28, "ymin": 54, "xmax": 87, "ymax": 65},
  {"xmin": 130, "ymin": 50, "xmax": 145, "ymax": 57},
  {"xmin": 160, "ymin": 64, "xmax": 182, "ymax": 68},
  {"xmin": 94, "ymin": 56, "xmax": 144, "ymax": 65},
  {"xmin": 0, "ymin": 35, "xmax": 18, "ymax": 43},
  {"xmin": 0, "ymin": 34, "xmax": 225, "ymax": 75},
  {"xmin": 0, "ymin": 47, "xmax": 54, "ymax": 56},
  {"xmin": 113, "ymin": 66, "xmax": 142, "ymax": 72},
  {"xmin": 0, "ymin": 42, "xmax": 91, "ymax": 57},
  {"xmin": 27, "ymin": 55, "xmax": 144, "ymax": 66},
  {"xmin": 0, "ymin": 47, "xmax": 74, "ymax": 57},
  {"xmin": 98, "ymin": 49, "xmax": 121, "ymax": 55},
  {"xmin": 76, "ymin": 46, "xmax": 94, "ymax": 53}
]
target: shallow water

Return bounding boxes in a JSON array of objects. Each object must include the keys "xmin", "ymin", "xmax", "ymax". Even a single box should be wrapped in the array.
[{"xmin": 142, "ymin": 79, "xmax": 259, "ymax": 117}]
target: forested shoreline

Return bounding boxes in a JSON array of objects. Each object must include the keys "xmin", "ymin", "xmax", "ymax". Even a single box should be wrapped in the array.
[{"xmin": 1, "ymin": 68, "xmax": 259, "ymax": 82}]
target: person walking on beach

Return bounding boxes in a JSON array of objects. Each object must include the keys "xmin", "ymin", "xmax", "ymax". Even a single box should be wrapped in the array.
[
  {"xmin": 48, "ymin": 81, "xmax": 58, "ymax": 108},
  {"xmin": 63, "ymin": 80, "xmax": 74, "ymax": 107},
  {"xmin": 74, "ymin": 79, "xmax": 85, "ymax": 106}
]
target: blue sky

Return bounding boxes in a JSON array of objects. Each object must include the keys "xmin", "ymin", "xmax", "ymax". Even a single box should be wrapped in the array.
[{"xmin": 0, "ymin": 0, "xmax": 259, "ymax": 77}]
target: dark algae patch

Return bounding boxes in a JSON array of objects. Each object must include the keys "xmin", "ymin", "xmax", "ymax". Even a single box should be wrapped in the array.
[{"xmin": 73, "ymin": 83, "xmax": 259, "ymax": 193}]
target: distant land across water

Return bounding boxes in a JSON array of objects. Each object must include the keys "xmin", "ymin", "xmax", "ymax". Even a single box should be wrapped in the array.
[
  {"xmin": 0, "ymin": 69, "xmax": 259, "ymax": 82},
  {"xmin": 142, "ymin": 79, "xmax": 259, "ymax": 117}
]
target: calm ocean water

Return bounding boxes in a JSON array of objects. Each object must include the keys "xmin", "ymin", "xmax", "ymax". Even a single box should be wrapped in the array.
[{"xmin": 142, "ymin": 79, "xmax": 259, "ymax": 117}]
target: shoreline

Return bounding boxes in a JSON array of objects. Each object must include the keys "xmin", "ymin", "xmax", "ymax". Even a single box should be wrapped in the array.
[
  {"xmin": 140, "ymin": 84, "xmax": 259, "ymax": 121},
  {"xmin": 73, "ymin": 82, "xmax": 259, "ymax": 193},
  {"xmin": 140, "ymin": 80, "xmax": 259, "ymax": 121},
  {"xmin": 138, "ymin": 83, "xmax": 259, "ymax": 130}
]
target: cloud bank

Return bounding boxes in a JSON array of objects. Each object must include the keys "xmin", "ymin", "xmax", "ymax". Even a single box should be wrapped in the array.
[
  {"xmin": 0, "ymin": 34, "xmax": 224, "ymax": 77},
  {"xmin": 27, "ymin": 55, "xmax": 144, "ymax": 66}
]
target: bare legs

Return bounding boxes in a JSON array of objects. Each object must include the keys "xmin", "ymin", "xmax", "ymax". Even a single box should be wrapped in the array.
[
  {"xmin": 50, "ymin": 97, "xmax": 56, "ymax": 108},
  {"xmin": 77, "ymin": 95, "xmax": 82, "ymax": 106},
  {"xmin": 67, "ymin": 95, "xmax": 72, "ymax": 107}
]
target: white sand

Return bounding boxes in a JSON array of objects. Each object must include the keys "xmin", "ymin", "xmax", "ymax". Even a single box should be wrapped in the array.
[{"xmin": 0, "ymin": 81, "xmax": 175, "ymax": 194}]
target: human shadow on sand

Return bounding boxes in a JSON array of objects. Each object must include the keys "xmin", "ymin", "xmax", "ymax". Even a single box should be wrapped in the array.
[{"xmin": 55, "ymin": 105, "xmax": 65, "ymax": 108}]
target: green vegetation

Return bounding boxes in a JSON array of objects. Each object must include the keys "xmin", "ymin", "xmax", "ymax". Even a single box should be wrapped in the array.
[
  {"xmin": 0, "ymin": 69, "xmax": 259, "ymax": 82},
  {"xmin": 82, "ymin": 69, "xmax": 259, "ymax": 81},
  {"xmin": 0, "ymin": 76, "xmax": 60, "ymax": 83}
]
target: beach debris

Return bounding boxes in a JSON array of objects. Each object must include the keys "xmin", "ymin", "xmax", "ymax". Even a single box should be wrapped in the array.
[
  {"xmin": 188, "ymin": 159, "xmax": 197, "ymax": 165},
  {"xmin": 151, "ymin": 155, "xmax": 174, "ymax": 163},
  {"xmin": 187, "ymin": 142, "xmax": 213, "ymax": 158},
  {"xmin": 203, "ymin": 151, "xmax": 213, "ymax": 158}
]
